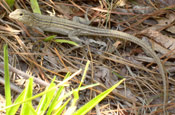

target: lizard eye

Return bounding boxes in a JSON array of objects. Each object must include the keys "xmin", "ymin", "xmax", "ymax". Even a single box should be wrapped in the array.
[{"xmin": 19, "ymin": 13, "xmax": 23, "ymax": 16}]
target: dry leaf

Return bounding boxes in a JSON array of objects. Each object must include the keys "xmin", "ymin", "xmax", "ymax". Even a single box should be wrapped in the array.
[
  {"xmin": 142, "ymin": 29, "xmax": 175, "ymax": 52},
  {"xmin": 55, "ymin": 4, "xmax": 74, "ymax": 15},
  {"xmin": 141, "ymin": 13, "xmax": 175, "ymax": 54},
  {"xmin": 115, "ymin": 0, "xmax": 126, "ymax": 7},
  {"xmin": 113, "ymin": 41, "xmax": 122, "ymax": 48},
  {"xmin": 166, "ymin": 26, "xmax": 175, "ymax": 34},
  {"xmin": 157, "ymin": 13, "xmax": 175, "ymax": 26},
  {"xmin": 157, "ymin": 13, "xmax": 175, "ymax": 33},
  {"xmin": 15, "ymin": 78, "xmax": 26, "ymax": 86}
]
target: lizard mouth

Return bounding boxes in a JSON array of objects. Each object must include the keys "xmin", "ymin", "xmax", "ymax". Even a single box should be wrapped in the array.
[{"xmin": 9, "ymin": 12, "xmax": 16, "ymax": 19}]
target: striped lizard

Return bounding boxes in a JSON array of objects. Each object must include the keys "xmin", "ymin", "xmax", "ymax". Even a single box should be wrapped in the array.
[{"xmin": 9, "ymin": 9, "xmax": 167, "ymax": 112}]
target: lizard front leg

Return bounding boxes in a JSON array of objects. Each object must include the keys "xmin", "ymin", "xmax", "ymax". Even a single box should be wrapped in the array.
[{"xmin": 68, "ymin": 29, "xmax": 85, "ymax": 43}]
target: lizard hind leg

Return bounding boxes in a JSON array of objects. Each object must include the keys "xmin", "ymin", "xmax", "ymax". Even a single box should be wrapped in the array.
[{"xmin": 72, "ymin": 8, "xmax": 91, "ymax": 25}]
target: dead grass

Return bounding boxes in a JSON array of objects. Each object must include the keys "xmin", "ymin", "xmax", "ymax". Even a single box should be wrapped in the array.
[{"xmin": 0, "ymin": 0, "xmax": 175, "ymax": 114}]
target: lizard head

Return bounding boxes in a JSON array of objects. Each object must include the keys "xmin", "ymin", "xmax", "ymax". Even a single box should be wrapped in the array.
[{"xmin": 9, "ymin": 9, "xmax": 34, "ymax": 26}]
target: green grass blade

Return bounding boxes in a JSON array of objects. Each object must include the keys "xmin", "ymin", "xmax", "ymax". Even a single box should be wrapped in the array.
[
  {"xmin": 54, "ymin": 39, "xmax": 79, "ymax": 46},
  {"xmin": 1, "ymin": 82, "xmax": 98, "ymax": 112},
  {"xmin": 65, "ymin": 90, "xmax": 79, "ymax": 114},
  {"xmin": 36, "ymin": 77, "xmax": 56, "ymax": 115},
  {"xmin": 53, "ymin": 98, "xmax": 71, "ymax": 115},
  {"xmin": 26, "ymin": 103, "xmax": 37, "ymax": 115},
  {"xmin": 46, "ymin": 86, "xmax": 64, "ymax": 115},
  {"xmin": 112, "ymin": 71, "xmax": 124, "ymax": 79},
  {"xmin": 8, "ymin": 89, "xmax": 26, "ymax": 115},
  {"xmin": 5, "ymin": 0, "xmax": 15, "ymax": 8},
  {"xmin": 73, "ymin": 78, "xmax": 126, "ymax": 115},
  {"xmin": 47, "ymin": 73, "xmax": 71, "ymax": 115},
  {"xmin": 43, "ymin": 35, "xmax": 79, "ymax": 46},
  {"xmin": 1, "ymin": 69, "xmax": 81, "ymax": 111},
  {"xmin": 65, "ymin": 61, "xmax": 90, "ymax": 114},
  {"xmin": 78, "ymin": 60, "xmax": 90, "ymax": 90},
  {"xmin": 43, "ymin": 35, "xmax": 56, "ymax": 42},
  {"xmin": 3, "ymin": 44, "xmax": 11, "ymax": 114},
  {"xmin": 20, "ymin": 77, "xmax": 34, "ymax": 115},
  {"xmin": 30, "ymin": 0, "xmax": 41, "ymax": 14}
]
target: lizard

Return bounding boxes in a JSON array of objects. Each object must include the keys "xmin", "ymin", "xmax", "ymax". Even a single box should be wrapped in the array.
[{"xmin": 9, "ymin": 9, "xmax": 167, "ymax": 112}]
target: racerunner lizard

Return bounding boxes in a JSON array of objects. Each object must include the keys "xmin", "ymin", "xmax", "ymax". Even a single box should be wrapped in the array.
[{"xmin": 9, "ymin": 9, "xmax": 168, "ymax": 112}]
